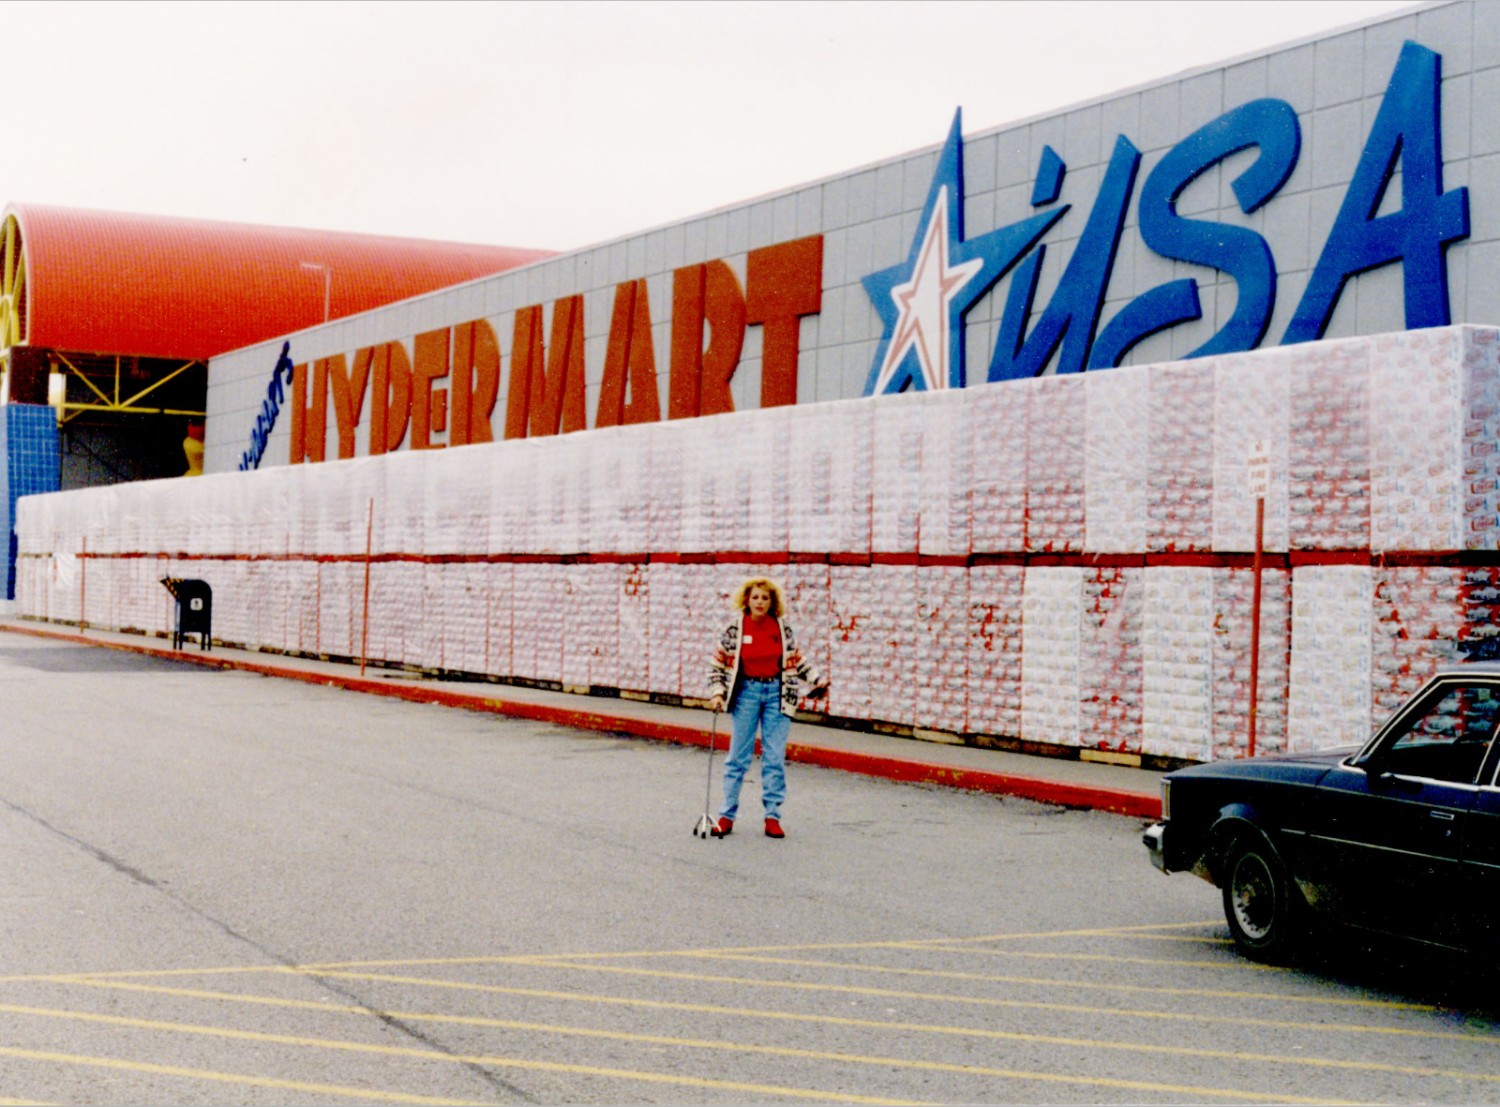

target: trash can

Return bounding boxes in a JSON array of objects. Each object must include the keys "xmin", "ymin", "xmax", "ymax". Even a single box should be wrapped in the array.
[{"xmin": 160, "ymin": 577, "xmax": 212, "ymax": 651}]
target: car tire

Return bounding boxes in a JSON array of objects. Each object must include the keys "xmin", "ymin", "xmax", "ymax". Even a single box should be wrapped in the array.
[{"xmin": 1221, "ymin": 838, "xmax": 1302, "ymax": 963}]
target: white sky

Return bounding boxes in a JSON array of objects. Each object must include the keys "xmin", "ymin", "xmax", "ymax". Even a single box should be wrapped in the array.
[{"xmin": 6, "ymin": 0, "xmax": 1420, "ymax": 252}]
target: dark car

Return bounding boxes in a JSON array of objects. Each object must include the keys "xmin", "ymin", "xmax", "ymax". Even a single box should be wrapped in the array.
[{"xmin": 1144, "ymin": 662, "xmax": 1500, "ymax": 962}]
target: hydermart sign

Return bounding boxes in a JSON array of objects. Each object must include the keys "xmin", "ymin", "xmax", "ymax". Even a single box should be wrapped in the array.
[{"xmin": 248, "ymin": 39, "xmax": 1469, "ymax": 470}]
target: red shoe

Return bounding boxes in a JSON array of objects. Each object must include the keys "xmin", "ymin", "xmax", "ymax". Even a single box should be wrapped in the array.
[
  {"xmin": 712, "ymin": 817, "xmax": 733, "ymax": 838},
  {"xmin": 764, "ymin": 817, "xmax": 785, "ymax": 839}
]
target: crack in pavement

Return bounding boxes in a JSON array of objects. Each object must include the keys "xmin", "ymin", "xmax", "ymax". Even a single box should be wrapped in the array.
[{"xmin": 1, "ymin": 795, "xmax": 538, "ymax": 1103}]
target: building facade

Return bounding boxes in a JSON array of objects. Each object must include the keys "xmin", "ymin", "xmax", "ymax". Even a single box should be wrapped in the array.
[{"xmin": 21, "ymin": 1, "xmax": 1500, "ymax": 766}]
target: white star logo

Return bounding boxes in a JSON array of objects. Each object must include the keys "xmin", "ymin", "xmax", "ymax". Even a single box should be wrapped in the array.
[{"xmin": 871, "ymin": 187, "xmax": 983, "ymax": 393}]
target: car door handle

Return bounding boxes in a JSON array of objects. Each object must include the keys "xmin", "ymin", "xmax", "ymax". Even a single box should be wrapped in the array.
[{"xmin": 1429, "ymin": 810, "xmax": 1457, "ymax": 821}]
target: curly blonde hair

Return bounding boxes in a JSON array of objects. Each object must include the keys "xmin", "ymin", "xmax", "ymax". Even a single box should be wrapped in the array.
[{"xmin": 733, "ymin": 576, "xmax": 785, "ymax": 617}]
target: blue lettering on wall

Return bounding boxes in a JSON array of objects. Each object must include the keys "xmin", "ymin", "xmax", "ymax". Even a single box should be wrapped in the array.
[
  {"xmin": 988, "ymin": 135, "xmax": 1140, "ymax": 381},
  {"xmin": 1091, "ymin": 98, "xmax": 1301, "ymax": 367},
  {"xmin": 861, "ymin": 40, "xmax": 1471, "ymax": 397},
  {"xmin": 1284, "ymin": 41, "xmax": 1470, "ymax": 343},
  {"xmin": 238, "ymin": 342, "xmax": 295, "ymax": 471}
]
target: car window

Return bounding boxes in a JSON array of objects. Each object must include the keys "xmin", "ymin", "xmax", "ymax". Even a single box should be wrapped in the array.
[{"xmin": 1381, "ymin": 683, "xmax": 1500, "ymax": 785}]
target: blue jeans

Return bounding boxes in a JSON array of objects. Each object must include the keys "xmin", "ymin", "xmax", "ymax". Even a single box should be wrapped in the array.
[{"xmin": 721, "ymin": 678, "xmax": 790, "ymax": 820}]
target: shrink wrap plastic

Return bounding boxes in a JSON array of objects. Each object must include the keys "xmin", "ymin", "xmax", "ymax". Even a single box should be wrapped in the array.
[
  {"xmin": 531, "ymin": 436, "xmax": 576, "ymax": 555},
  {"xmin": 968, "ymin": 382, "xmax": 1029, "ymax": 552},
  {"xmin": 1372, "ymin": 565, "xmax": 1463, "ymax": 723},
  {"xmin": 1022, "ymin": 567, "xmax": 1082, "ymax": 745},
  {"xmin": 1459, "ymin": 567, "xmax": 1500, "ymax": 661},
  {"xmin": 966, "ymin": 565, "xmax": 1024, "ymax": 737},
  {"xmin": 1142, "ymin": 567, "xmax": 1214, "ymax": 762},
  {"xmin": 680, "ymin": 565, "xmax": 738, "ymax": 700},
  {"xmin": 646, "ymin": 562, "xmax": 684, "ymax": 697},
  {"xmin": 1085, "ymin": 368, "xmax": 1147, "ymax": 553},
  {"xmin": 676, "ymin": 420, "xmax": 722, "ymax": 554},
  {"xmin": 1213, "ymin": 350, "xmax": 1292, "ymax": 552},
  {"xmin": 1462, "ymin": 329, "xmax": 1500, "ymax": 548},
  {"xmin": 1209, "ymin": 567, "xmax": 1290, "ymax": 758},
  {"xmin": 1080, "ymin": 566, "xmax": 1143, "ymax": 752},
  {"xmin": 1370, "ymin": 330, "xmax": 1462, "ymax": 552},
  {"xmin": 788, "ymin": 400, "xmax": 871, "ymax": 553},
  {"xmin": 1288, "ymin": 342, "xmax": 1370, "ymax": 550},
  {"xmin": 1288, "ymin": 565, "xmax": 1373, "ymax": 752},
  {"xmin": 1148, "ymin": 362, "xmax": 1214, "ymax": 552},
  {"xmin": 647, "ymin": 424, "xmax": 685, "ymax": 554},
  {"xmin": 916, "ymin": 564, "xmax": 969, "ymax": 733},
  {"xmin": 1025, "ymin": 376, "xmax": 1085, "ymax": 552},
  {"xmin": 560, "ymin": 563, "xmax": 595, "ymax": 687},
  {"xmin": 867, "ymin": 564, "xmax": 919, "ymax": 726},
  {"xmin": 517, "ymin": 561, "xmax": 565, "ymax": 682},
  {"xmin": 20, "ymin": 325, "xmax": 1500, "ymax": 762},
  {"xmin": 781, "ymin": 563, "xmax": 832, "ymax": 711},
  {"xmin": 828, "ymin": 565, "xmax": 877, "ymax": 720},
  {"xmin": 615, "ymin": 424, "xmax": 654, "ymax": 554},
  {"xmin": 918, "ymin": 390, "xmax": 972, "ymax": 558},
  {"xmin": 729, "ymin": 407, "xmax": 790, "ymax": 553},
  {"xmin": 872, "ymin": 397, "xmax": 925, "ymax": 554},
  {"xmin": 617, "ymin": 562, "xmax": 650, "ymax": 693},
  {"xmin": 483, "ymin": 562, "xmax": 514, "ymax": 677}
]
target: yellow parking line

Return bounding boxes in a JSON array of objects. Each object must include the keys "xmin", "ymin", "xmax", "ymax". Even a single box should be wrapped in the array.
[
  {"xmin": 42, "ymin": 979, "xmax": 1500, "ymax": 1092},
  {"xmin": 0, "ymin": 922, "xmax": 1227, "ymax": 985},
  {"xmin": 528, "ymin": 952, "xmax": 1438, "ymax": 1014},
  {"xmin": 452, "ymin": 960, "xmax": 1481, "ymax": 1044},
  {"xmin": 0, "ymin": 1046, "xmax": 480, "ymax": 1105},
  {"xmin": 916, "ymin": 944, "xmax": 1262, "ymax": 969},
  {"xmin": 0, "ymin": 999, "xmax": 1356, "ymax": 1105},
  {"xmin": 0, "ymin": 1004, "xmax": 922, "ymax": 1106}
]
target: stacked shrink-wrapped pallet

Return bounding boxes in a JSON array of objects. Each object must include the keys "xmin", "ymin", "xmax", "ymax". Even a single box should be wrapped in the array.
[{"xmin": 17, "ymin": 325, "xmax": 1500, "ymax": 763}]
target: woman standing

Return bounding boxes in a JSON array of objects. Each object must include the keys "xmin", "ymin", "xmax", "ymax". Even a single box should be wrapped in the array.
[{"xmin": 707, "ymin": 577, "xmax": 827, "ymax": 839}]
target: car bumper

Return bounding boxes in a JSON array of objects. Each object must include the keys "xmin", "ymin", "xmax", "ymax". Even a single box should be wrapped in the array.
[{"xmin": 1143, "ymin": 822, "xmax": 1169, "ymax": 873}]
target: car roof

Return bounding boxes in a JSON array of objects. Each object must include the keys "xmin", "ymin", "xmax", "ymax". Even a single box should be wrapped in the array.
[{"xmin": 1429, "ymin": 661, "xmax": 1500, "ymax": 678}]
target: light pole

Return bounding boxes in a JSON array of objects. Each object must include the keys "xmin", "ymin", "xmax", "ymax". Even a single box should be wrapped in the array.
[{"xmin": 299, "ymin": 261, "xmax": 331, "ymax": 322}]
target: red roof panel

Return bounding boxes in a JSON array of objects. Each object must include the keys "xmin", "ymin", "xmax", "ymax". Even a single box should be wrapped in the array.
[{"xmin": 10, "ymin": 203, "xmax": 553, "ymax": 361}]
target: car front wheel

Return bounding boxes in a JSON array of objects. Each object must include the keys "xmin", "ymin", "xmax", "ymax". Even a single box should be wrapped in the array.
[{"xmin": 1222, "ymin": 839, "xmax": 1301, "ymax": 962}]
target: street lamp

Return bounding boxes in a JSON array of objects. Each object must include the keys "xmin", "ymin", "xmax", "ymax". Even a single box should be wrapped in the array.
[{"xmin": 299, "ymin": 261, "xmax": 331, "ymax": 323}]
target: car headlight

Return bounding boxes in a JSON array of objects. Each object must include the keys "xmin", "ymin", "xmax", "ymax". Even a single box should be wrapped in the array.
[{"xmin": 1160, "ymin": 778, "xmax": 1171, "ymax": 822}]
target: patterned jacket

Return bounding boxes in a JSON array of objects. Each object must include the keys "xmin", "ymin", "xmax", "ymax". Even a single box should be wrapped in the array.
[{"xmin": 707, "ymin": 617, "xmax": 822, "ymax": 717}]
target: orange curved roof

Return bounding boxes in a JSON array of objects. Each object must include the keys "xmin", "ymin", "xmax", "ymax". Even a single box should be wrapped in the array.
[{"xmin": 9, "ymin": 203, "xmax": 553, "ymax": 361}]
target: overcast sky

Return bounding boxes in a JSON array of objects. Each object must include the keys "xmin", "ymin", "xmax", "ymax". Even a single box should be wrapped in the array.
[{"xmin": 6, "ymin": 0, "xmax": 1419, "ymax": 252}]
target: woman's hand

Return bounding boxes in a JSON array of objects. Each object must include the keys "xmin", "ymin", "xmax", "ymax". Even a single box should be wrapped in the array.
[{"xmin": 709, "ymin": 695, "xmax": 725, "ymax": 713}]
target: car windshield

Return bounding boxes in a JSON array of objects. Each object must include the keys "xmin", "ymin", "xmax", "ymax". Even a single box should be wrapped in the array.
[{"xmin": 1379, "ymin": 682, "xmax": 1500, "ymax": 785}]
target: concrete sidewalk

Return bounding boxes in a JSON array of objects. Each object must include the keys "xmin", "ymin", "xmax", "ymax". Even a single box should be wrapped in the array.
[{"xmin": 0, "ymin": 617, "xmax": 1164, "ymax": 820}]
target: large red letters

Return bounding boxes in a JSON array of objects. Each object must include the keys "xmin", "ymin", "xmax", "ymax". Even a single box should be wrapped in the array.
[{"xmin": 288, "ymin": 234, "xmax": 821, "ymax": 460}]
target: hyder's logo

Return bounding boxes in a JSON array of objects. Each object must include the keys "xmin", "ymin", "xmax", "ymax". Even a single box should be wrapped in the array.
[{"xmin": 862, "ymin": 41, "xmax": 1470, "ymax": 397}]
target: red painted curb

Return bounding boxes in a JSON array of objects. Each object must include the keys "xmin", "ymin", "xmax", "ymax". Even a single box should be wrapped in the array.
[{"xmin": 1, "ymin": 621, "xmax": 1161, "ymax": 819}]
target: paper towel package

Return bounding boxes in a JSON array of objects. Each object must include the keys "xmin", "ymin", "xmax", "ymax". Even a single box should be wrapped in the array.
[{"xmin": 17, "ymin": 325, "xmax": 1500, "ymax": 763}]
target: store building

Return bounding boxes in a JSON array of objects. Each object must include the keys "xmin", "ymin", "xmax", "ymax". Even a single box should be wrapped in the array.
[{"xmin": 19, "ymin": 0, "xmax": 1500, "ymax": 765}]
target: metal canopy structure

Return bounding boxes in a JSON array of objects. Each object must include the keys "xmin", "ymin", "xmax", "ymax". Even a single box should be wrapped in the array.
[{"xmin": 0, "ymin": 203, "xmax": 551, "ymax": 481}]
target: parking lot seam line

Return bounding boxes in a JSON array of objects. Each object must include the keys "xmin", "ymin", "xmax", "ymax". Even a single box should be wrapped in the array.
[
  {"xmin": 0, "ymin": 1045, "xmax": 482, "ymax": 1105},
  {"xmin": 0, "ymin": 1007, "xmax": 926, "ymax": 1107},
  {"xmin": 40, "ymin": 981, "xmax": 1500, "ymax": 1092}
]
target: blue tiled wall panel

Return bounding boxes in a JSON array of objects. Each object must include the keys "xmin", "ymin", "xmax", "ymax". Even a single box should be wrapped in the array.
[{"xmin": 1, "ymin": 404, "xmax": 60, "ymax": 599}]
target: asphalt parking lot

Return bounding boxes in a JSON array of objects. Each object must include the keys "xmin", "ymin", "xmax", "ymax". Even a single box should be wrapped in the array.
[{"xmin": 3, "ymin": 634, "xmax": 1500, "ymax": 1104}]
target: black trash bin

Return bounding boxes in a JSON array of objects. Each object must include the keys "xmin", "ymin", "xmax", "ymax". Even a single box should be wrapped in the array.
[{"xmin": 160, "ymin": 577, "xmax": 212, "ymax": 651}]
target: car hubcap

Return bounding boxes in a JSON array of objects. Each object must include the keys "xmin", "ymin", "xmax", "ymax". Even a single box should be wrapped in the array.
[{"xmin": 1232, "ymin": 856, "xmax": 1275, "ymax": 941}]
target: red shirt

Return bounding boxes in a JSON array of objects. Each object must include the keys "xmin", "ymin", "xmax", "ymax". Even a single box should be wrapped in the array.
[{"xmin": 739, "ymin": 615, "xmax": 783, "ymax": 679}]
